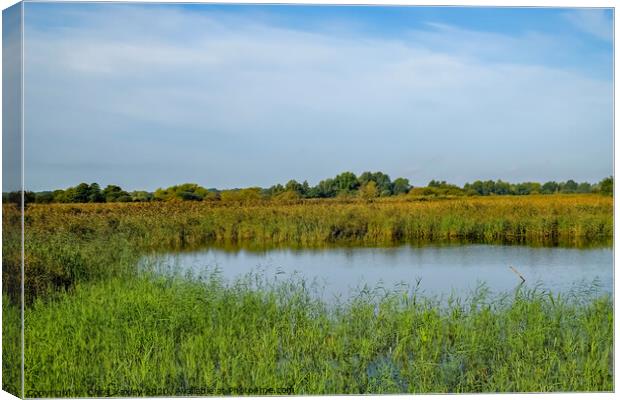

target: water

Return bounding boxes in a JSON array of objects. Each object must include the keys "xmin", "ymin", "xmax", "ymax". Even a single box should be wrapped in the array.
[{"xmin": 144, "ymin": 245, "xmax": 613, "ymax": 301}]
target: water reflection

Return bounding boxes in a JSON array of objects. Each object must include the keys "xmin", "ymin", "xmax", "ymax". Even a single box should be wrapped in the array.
[{"xmin": 143, "ymin": 244, "xmax": 613, "ymax": 302}]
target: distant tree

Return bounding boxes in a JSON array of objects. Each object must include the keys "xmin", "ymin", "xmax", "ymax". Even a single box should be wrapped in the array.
[
  {"xmin": 482, "ymin": 180, "xmax": 496, "ymax": 195},
  {"xmin": 265, "ymin": 184, "xmax": 285, "ymax": 197},
  {"xmin": 5, "ymin": 191, "xmax": 35, "ymax": 207},
  {"xmin": 560, "ymin": 180, "xmax": 578, "ymax": 193},
  {"xmin": 464, "ymin": 180, "xmax": 486, "ymax": 195},
  {"xmin": 464, "ymin": 180, "xmax": 484, "ymax": 195},
  {"xmin": 577, "ymin": 182, "xmax": 592, "ymax": 193},
  {"xmin": 333, "ymin": 172, "xmax": 359, "ymax": 194},
  {"xmin": 314, "ymin": 178, "xmax": 337, "ymax": 198},
  {"xmin": 392, "ymin": 178, "xmax": 411, "ymax": 195},
  {"xmin": 131, "ymin": 191, "xmax": 153, "ymax": 202},
  {"xmin": 599, "ymin": 176, "xmax": 613, "ymax": 196},
  {"xmin": 88, "ymin": 183, "xmax": 105, "ymax": 203},
  {"xmin": 542, "ymin": 181, "xmax": 559, "ymax": 194},
  {"xmin": 103, "ymin": 185, "xmax": 131, "ymax": 202},
  {"xmin": 24, "ymin": 191, "xmax": 35, "ymax": 205},
  {"xmin": 495, "ymin": 180, "xmax": 511, "ymax": 195},
  {"xmin": 73, "ymin": 183, "xmax": 91, "ymax": 203},
  {"xmin": 301, "ymin": 180, "xmax": 310, "ymax": 197},
  {"xmin": 178, "ymin": 191, "xmax": 203, "ymax": 201},
  {"xmin": 154, "ymin": 183, "xmax": 208, "ymax": 201},
  {"xmin": 34, "ymin": 191, "xmax": 54, "ymax": 204},
  {"xmin": 359, "ymin": 181, "xmax": 379, "ymax": 200},
  {"xmin": 220, "ymin": 187, "xmax": 263, "ymax": 203},
  {"xmin": 513, "ymin": 183, "xmax": 531, "ymax": 195},
  {"xmin": 359, "ymin": 172, "xmax": 392, "ymax": 195},
  {"xmin": 528, "ymin": 182, "xmax": 542, "ymax": 194},
  {"xmin": 428, "ymin": 180, "xmax": 445, "ymax": 188},
  {"xmin": 6, "ymin": 191, "xmax": 20, "ymax": 204},
  {"xmin": 52, "ymin": 189, "xmax": 68, "ymax": 203},
  {"xmin": 285, "ymin": 180, "xmax": 305, "ymax": 196},
  {"xmin": 62, "ymin": 187, "xmax": 77, "ymax": 203}
]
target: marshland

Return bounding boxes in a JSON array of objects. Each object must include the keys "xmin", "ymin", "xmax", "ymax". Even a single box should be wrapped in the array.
[{"xmin": 2, "ymin": 190, "xmax": 614, "ymax": 395}]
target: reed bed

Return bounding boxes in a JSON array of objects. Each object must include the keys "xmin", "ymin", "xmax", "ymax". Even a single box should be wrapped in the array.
[
  {"xmin": 19, "ymin": 194, "xmax": 614, "ymax": 248},
  {"xmin": 2, "ymin": 194, "xmax": 613, "ymax": 395},
  {"xmin": 3, "ymin": 194, "xmax": 612, "ymax": 302},
  {"xmin": 10, "ymin": 274, "xmax": 613, "ymax": 395}
]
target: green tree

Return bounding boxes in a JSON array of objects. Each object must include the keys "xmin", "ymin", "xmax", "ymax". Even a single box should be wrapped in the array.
[
  {"xmin": 265, "ymin": 184, "xmax": 285, "ymax": 197},
  {"xmin": 88, "ymin": 183, "xmax": 104, "ymax": 203},
  {"xmin": 131, "ymin": 191, "xmax": 153, "ymax": 202},
  {"xmin": 34, "ymin": 191, "xmax": 54, "ymax": 204},
  {"xmin": 285, "ymin": 180, "xmax": 305, "ymax": 196},
  {"xmin": 73, "ymin": 183, "xmax": 91, "ymax": 203},
  {"xmin": 560, "ymin": 180, "xmax": 578, "ymax": 193},
  {"xmin": 542, "ymin": 181, "xmax": 559, "ymax": 194},
  {"xmin": 220, "ymin": 187, "xmax": 263, "ymax": 203},
  {"xmin": 103, "ymin": 185, "xmax": 131, "ymax": 202},
  {"xmin": 333, "ymin": 172, "xmax": 359, "ymax": 194},
  {"xmin": 359, "ymin": 172, "xmax": 392, "ymax": 195},
  {"xmin": 52, "ymin": 189, "xmax": 68, "ymax": 203},
  {"xmin": 153, "ymin": 183, "xmax": 208, "ymax": 201},
  {"xmin": 359, "ymin": 181, "xmax": 379, "ymax": 200},
  {"xmin": 577, "ymin": 182, "xmax": 592, "ymax": 193},
  {"xmin": 392, "ymin": 178, "xmax": 411, "ymax": 195},
  {"xmin": 313, "ymin": 178, "xmax": 337, "ymax": 198},
  {"xmin": 599, "ymin": 176, "xmax": 613, "ymax": 196},
  {"xmin": 495, "ymin": 180, "xmax": 511, "ymax": 195}
]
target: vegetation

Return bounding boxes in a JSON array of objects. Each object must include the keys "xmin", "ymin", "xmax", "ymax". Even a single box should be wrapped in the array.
[
  {"xmin": 3, "ymin": 174, "xmax": 613, "ymax": 205},
  {"xmin": 5, "ymin": 275, "xmax": 612, "ymax": 396},
  {"xmin": 2, "ymin": 190, "xmax": 613, "ymax": 395},
  {"xmin": 2, "ymin": 194, "xmax": 612, "ymax": 305}
]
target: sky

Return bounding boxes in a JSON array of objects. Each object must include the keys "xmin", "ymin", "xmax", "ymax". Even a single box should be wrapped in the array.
[
  {"xmin": 10, "ymin": 3, "xmax": 614, "ymax": 191},
  {"xmin": 2, "ymin": 3, "xmax": 22, "ymax": 193}
]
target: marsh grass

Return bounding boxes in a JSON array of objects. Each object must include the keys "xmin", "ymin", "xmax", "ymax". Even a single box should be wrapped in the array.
[
  {"xmin": 19, "ymin": 274, "xmax": 612, "ymax": 395},
  {"xmin": 3, "ymin": 194, "xmax": 612, "ymax": 302},
  {"xmin": 1, "ymin": 194, "xmax": 614, "ymax": 395}
]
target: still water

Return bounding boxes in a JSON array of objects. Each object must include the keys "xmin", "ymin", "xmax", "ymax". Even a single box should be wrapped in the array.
[{"xmin": 145, "ymin": 245, "xmax": 613, "ymax": 301}]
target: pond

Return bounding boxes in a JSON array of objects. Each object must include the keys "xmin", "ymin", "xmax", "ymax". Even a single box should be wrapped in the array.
[{"xmin": 144, "ymin": 244, "xmax": 613, "ymax": 302}]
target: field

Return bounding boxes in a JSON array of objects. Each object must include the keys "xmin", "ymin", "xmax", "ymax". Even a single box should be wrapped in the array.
[{"xmin": 2, "ymin": 194, "xmax": 614, "ymax": 395}]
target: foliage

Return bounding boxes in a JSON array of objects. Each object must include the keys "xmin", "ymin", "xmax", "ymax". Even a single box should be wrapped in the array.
[
  {"xmin": 4, "ymin": 194, "xmax": 611, "ymax": 304},
  {"xmin": 359, "ymin": 181, "xmax": 379, "ymax": 200},
  {"xmin": 219, "ymin": 187, "xmax": 263, "ymax": 203},
  {"xmin": 102, "ymin": 184, "xmax": 131, "ymax": 202},
  {"xmin": 15, "ymin": 276, "xmax": 613, "ymax": 395},
  {"xmin": 9, "ymin": 174, "xmax": 612, "ymax": 205},
  {"xmin": 154, "ymin": 183, "xmax": 209, "ymax": 201},
  {"xmin": 599, "ymin": 176, "xmax": 613, "ymax": 196},
  {"xmin": 2, "ymin": 193, "xmax": 613, "ymax": 395}
]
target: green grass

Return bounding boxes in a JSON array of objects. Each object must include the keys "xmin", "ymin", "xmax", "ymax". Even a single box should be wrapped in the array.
[
  {"xmin": 2, "ymin": 294, "xmax": 21, "ymax": 396},
  {"xmin": 3, "ymin": 194, "xmax": 612, "ymax": 303},
  {"xmin": 1, "ymin": 195, "xmax": 614, "ymax": 395},
  {"xmin": 19, "ymin": 274, "xmax": 613, "ymax": 396}
]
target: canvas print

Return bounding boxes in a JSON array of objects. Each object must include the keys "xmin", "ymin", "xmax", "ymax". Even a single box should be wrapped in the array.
[{"xmin": 2, "ymin": 1, "xmax": 614, "ymax": 397}]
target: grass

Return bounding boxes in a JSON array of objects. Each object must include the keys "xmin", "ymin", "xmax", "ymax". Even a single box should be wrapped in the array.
[
  {"xmin": 1, "ymin": 194, "xmax": 614, "ymax": 395},
  {"xmin": 14, "ymin": 274, "xmax": 614, "ymax": 395},
  {"xmin": 20, "ymin": 194, "xmax": 613, "ymax": 249}
]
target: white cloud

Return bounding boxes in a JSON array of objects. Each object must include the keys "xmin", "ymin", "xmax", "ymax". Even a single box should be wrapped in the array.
[{"xmin": 23, "ymin": 5, "xmax": 613, "ymax": 190}]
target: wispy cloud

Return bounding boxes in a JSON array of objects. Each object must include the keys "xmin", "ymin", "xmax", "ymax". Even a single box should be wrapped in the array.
[
  {"xmin": 564, "ymin": 8, "xmax": 613, "ymax": 41},
  {"xmin": 23, "ymin": 5, "xmax": 613, "ymax": 190}
]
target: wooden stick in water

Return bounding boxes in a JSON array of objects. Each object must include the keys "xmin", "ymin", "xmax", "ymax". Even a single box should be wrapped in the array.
[{"xmin": 509, "ymin": 266, "xmax": 526, "ymax": 283}]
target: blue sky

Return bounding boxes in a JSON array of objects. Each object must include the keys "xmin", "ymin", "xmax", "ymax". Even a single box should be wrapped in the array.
[
  {"xmin": 2, "ymin": 3, "xmax": 22, "ymax": 193},
  {"xmin": 16, "ymin": 3, "xmax": 614, "ymax": 191}
]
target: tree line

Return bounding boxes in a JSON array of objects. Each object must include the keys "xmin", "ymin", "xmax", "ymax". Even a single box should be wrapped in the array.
[{"xmin": 3, "ymin": 173, "xmax": 613, "ymax": 204}]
